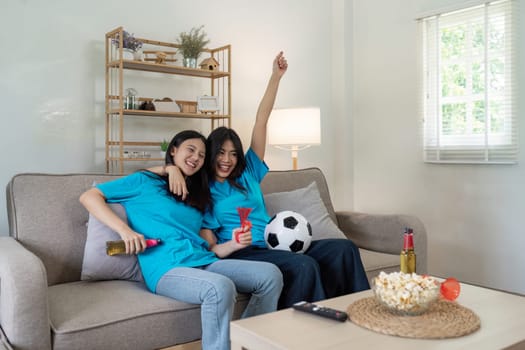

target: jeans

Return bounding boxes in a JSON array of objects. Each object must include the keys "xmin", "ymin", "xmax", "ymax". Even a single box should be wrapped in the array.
[
  {"xmin": 156, "ymin": 259, "xmax": 283, "ymax": 350},
  {"xmin": 306, "ymin": 239, "xmax": 370, "ymax": 297},
  {"xmin": 228, "ymin": 239, "xmax": 370, "ymax": 309}
]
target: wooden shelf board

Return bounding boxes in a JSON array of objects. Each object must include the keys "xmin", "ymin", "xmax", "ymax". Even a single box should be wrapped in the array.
[
  {"xmin": 107, "ymin": 59, "xmax": 230, "ymax": 78},
  {"xmin": 107, "ymin": 141, "xmax": 162, "ymax": 147},
  {"xmin": 107, "ymin": 157, "xmax": 164, "ymax": 162},
  {"xmin": 108, "ymin": 109, "xmax": 230, "ymax": 120}
]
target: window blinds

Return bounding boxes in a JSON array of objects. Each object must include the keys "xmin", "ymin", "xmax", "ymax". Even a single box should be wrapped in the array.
[{"xmin": 420, "ymin": 0, "xmax": 517, "ymax": 164}]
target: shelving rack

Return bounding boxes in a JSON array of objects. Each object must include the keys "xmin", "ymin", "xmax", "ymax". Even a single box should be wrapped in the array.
[{"xmin": 105, "ymin": 27, "xmax": 231, "ymax": 173}]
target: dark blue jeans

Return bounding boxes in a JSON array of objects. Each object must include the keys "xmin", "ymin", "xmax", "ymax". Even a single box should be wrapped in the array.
[{"xmin": 227, "ymin": 239, "xmax": 370, "ymax": 309}]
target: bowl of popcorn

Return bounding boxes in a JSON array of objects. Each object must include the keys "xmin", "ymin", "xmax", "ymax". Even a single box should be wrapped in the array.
[{"xmin": 373, "ymin": 271, "xmax": 440, "ymax": 316}]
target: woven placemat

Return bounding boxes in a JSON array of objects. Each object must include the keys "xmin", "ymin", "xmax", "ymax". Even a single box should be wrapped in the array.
[{"xmin": 347, "ymin": 297, "xmax": 480, "ymax": 339}]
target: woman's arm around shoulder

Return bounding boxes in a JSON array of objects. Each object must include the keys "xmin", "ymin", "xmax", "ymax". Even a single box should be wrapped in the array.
[{"xmin": 146, "ymin": 164, "xmax": 188, "ymax": 200}]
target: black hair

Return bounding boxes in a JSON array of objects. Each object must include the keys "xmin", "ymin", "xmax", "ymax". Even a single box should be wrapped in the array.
[
  {"xmin": 205, "ymin": 126, "xmax": 247, "ymax": 192},
  {"xmin": 154, "ymin": 130, "xmax": 211, "ymax": 212}
]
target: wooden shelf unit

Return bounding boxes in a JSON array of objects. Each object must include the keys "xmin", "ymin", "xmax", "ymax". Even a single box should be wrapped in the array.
[{"xmin": 105, "ymin": 27, "xmax": 231, "ymax": 173}]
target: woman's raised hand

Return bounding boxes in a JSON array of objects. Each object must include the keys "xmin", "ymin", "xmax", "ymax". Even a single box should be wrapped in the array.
[{"xmin": 273, "ymin": 51, "xmax": 288, "ymax": 77}]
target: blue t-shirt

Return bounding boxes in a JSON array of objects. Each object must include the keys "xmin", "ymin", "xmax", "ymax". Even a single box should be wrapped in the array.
[
  {"xmin": 97, "ymin": 172, "xmax": 218, "ymax": 292},
  {"xmin": 203, "ymin": 148, "xmax": 271, "ymax": 247}
]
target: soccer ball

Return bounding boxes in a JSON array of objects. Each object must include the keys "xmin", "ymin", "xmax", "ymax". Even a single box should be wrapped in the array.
[{"xmin": 264, "ymin": 211, "xmax": 312, "ymax": 253}]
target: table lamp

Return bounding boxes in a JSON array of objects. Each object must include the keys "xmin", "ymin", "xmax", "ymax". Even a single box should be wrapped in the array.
[{"xmin": 268, "ymin": 107, "xmax": 321, "ymax": 170}]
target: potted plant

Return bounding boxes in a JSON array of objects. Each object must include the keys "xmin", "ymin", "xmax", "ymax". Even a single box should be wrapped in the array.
[
  {"xmin": 160, "ymin": 139, "xmax": 169, "ymax": 158},
  {"xmin": 113, "ymin": 30, "xmax": 143, "ymax": 60},
  {"xmin": 176, "ymin": 25, "xmax": 210, "ymax": 68}
]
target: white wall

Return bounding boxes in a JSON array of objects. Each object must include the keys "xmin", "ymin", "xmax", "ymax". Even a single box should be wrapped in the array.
[
  {"xmin": 0, "ymin": 0, "xmax": 337, "ymax": 233},
  {"xmin": 352, "ymin": 0, "xmax": 525, "ymax": 295}
]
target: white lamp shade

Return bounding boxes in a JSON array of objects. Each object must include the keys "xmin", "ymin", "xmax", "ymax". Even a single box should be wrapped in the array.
[{"xmin": 268, "ymin": 107, "xmax": 321, "ymax": 146}]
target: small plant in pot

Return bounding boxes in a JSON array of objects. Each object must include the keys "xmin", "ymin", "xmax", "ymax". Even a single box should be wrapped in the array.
[
  {"xmin": 176, "ymin": 25, "xmax": 210, "ymax": 68},
  {"xmin": 112, "ymin": 30, "xmax": 143, "ymax": 60},
  {"xmin": 160, "ymin": 139, "xmax": 169, "ymax": 158}
]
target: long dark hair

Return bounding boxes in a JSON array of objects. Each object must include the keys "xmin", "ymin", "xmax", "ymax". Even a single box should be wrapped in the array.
[
  {"xmin": 157, "ymin": 130, "xmax": 211, "ymax": 212},
  {"xmin": 205, "ymin": 127, "xmax": 247, "ymax": 192}
]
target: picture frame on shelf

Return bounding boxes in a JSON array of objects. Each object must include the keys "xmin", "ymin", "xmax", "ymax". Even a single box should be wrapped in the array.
[{"xmin": 197, "ymin": 95, "xmax": 219, "ymax": 113}]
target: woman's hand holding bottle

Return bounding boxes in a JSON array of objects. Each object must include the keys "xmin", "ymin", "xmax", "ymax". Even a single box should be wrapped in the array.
[{"xmin": 117, "ymin": 229, "xmax": 147, "ymax": 254}]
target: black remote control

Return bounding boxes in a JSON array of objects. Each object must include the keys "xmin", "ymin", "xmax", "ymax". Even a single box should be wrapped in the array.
[{"xmin": 292, "ymin": 301, "xmax": 348, "ymax": 322}]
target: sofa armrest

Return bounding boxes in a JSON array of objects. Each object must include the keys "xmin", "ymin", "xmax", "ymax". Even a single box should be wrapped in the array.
[
  {"xmin": 0, "ymin": 237, "xmax": 51, "ymax": 350},
  {"xmin": 0, "ymin": 327, "xmax": 14, "ymax": 350},
  {"xmin": 335, "ymin": 211, "xmax": 427, "ymax": 274}
]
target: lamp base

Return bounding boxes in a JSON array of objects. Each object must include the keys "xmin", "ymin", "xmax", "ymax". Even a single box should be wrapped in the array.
[
  {"xmin": 273, "ymin": 145, "xmax": 311, "ymax": 170},
  {"xmin": 291, "ymin": 148, "xmax": 298, "ymax": 170}
]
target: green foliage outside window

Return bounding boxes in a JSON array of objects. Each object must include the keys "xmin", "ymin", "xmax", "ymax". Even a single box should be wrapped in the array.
[
  {"xmin": 490, "ymin": 100, "xmax": 504, "ymax": 133},
  {"xmin": 473, "ymin": 101, "xmax": 485, "ymax": 134},
  {"xmin": 441, "ymin": 64, "xmax": 466, "ymax": 97},
  {"xmin": 440, "ymin": 26, "xmax": 466, "ymax": 60},
  {"xmin": 439, "ymin": 19, "xmax": 506, "ymax": 137},
  {"xmin": 442, "ymin": 103, "xmax": 466, "ymax": 135}
]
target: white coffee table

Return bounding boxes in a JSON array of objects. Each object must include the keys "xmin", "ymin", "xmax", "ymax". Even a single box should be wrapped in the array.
[{"xmin": 230, "ymin": 280, "xmax": 525, "ymax": 349}]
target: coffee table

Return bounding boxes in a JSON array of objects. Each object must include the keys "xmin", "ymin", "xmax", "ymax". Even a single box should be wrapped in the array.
[{"xmin": 230, "ymin": 280, "xmax": 525, "ymax": 349}]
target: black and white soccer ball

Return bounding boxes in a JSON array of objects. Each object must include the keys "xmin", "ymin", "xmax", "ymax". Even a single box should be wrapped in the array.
[{"xmin": 264, "ymin": 211, "xmax": 312, "ymax": 254}]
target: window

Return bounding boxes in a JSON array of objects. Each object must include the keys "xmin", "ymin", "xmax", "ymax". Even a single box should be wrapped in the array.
[{"xmin": 420, "ymin": 0, "xmax": 517, "ymax": 164}]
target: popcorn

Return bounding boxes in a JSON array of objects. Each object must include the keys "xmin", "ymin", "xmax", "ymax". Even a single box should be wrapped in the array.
[{"xmin": 373, "ymin": 271, "xmax": 439, "ymax": 315}]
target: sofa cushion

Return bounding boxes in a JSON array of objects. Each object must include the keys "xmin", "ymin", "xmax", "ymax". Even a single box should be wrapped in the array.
[
  {"xmin": 264, "ymin": 181, "xmax": 346, "ymax": 241},
  {"xmin": 81, "ymin": 203, "xmax": 143, "ymax": 282},
  {"xmin": 0, "ymin": 327, "xmax": 13, "ymax": 350},
  {"xmin": 48, "ymin": 280, "xmax": 249, "ymax": 350},
  {"xmin": 48, "ymin": 281, "xmax": 200, "ymax": 350}
]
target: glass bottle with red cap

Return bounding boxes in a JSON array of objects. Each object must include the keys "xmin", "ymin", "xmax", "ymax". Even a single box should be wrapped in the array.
[
  {"xmin": 400, "ymin": 227, "xmax": 416, "ymax": 273},
  {"xmin": 106, "ymin": 238, "xmax": 162, "ymax": 256}
]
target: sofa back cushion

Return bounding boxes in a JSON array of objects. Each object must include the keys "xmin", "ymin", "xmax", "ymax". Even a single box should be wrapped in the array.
[
  {"xmin": 263, "ymin": 181, "xmax": 346, "ymax": 240},
  {"xmin": 6, "ymin": 173, "xmax": 122, "ymax": 286},
  {"xmin": 81, "ymin": 202, "xmax": 144, "ymax": 282},
  {"xmin": 261, "ymin": 167, "xmax": 337, "ymax": 224}
]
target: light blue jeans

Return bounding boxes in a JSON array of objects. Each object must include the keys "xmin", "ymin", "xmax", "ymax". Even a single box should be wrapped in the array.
[{"xmin": 156, "ymin": 259, "xmax": 283, "ymax": 350}]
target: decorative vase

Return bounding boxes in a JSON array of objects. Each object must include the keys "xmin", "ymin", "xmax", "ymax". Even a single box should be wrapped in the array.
[
  {"xmin": 160, "ymin": 151, "xmax": 166, "ymax": 159},
  {"xmin": 183, "ymin": 57, "xmax": 197, "ymax": 68}
]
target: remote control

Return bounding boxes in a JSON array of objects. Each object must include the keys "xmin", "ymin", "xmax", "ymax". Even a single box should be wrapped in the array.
[{"xmin": 292, "ymin": 301, "xmax": 348, "ymax": 322}]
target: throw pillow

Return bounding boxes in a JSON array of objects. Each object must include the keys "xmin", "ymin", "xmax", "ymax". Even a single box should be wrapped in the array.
[
  {"xmin": 81, "ymin": 202, "xmax": 143, "ymax": 282},
  {"xmin": 263, "ymin": 181, "xmax": 346, "ymax": 241}
]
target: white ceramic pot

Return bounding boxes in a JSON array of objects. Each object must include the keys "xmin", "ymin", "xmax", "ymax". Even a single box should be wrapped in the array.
[
  {"xmin": 122, "ymin": 48, "xmax": 134, "ymax": 60},
  {"xmin": 133, "ymin": 49, "xmax": 144, "ymax": 61}
]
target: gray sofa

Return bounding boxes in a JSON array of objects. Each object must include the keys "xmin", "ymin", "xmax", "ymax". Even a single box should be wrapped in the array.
[{"xmin": 0, "ymin": 168, "xmax": 427, "ymax": 350}]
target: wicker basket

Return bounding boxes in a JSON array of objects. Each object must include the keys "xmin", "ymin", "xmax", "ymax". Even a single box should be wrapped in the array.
[{"xmin": 176, "ymin": 100, "xmax": 197, "ymax": 113}]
